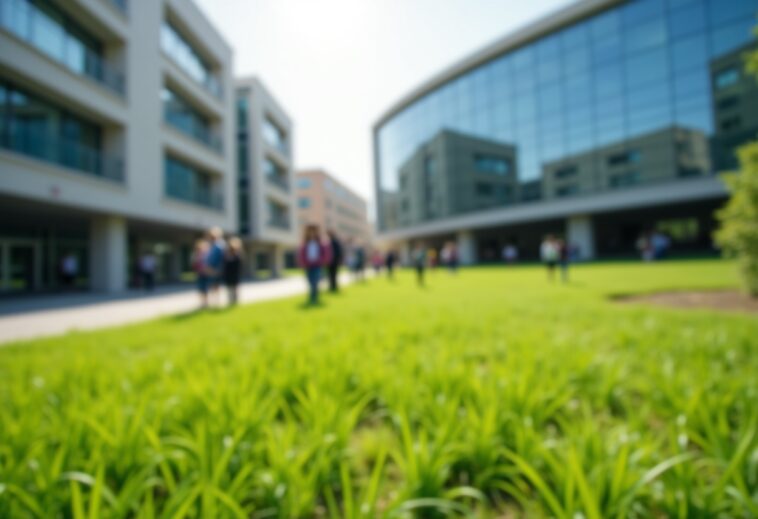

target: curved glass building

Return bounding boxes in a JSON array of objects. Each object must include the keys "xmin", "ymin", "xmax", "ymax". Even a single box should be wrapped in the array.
[{"xmin": 374, "ymin": 0, "xmax": 758, "ymax": 261}]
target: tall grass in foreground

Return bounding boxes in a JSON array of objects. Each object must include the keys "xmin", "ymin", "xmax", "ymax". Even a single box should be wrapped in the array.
[{"xmin": 1, "ymin": 260, "xmax": 757, "ymax": 518}]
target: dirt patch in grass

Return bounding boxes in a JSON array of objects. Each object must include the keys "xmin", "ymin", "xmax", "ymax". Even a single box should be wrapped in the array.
[{"xmin": 617, "ymin": 290, "xmax": 758, "ymax": 314}]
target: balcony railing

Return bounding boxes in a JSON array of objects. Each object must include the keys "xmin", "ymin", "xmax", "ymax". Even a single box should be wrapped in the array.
[
  {"xmin": 165, "ymin": 113, "xmax": 222, "ymax": 153},
  {"xmin": 1, "ymin": 127, "xmax": 125, "ymax": 182},
  {"xmin": 266, "ymin": 173, "xmax": 290, "ymax": 192},
  {"xmin": 166, "ymin": 187, "xmax": 224, "ymax": 211},
  {"xmin": 268, "ymin": 215, "xmax": 291, "ymax": 230},
  {"xmin": 0, "ymin": 2, "xmax": 125, "ymax": 96}
]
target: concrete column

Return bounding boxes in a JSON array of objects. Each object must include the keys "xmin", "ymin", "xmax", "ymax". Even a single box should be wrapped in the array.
[
  {"xmin": 566, "ymin": 215, "xmax": 595, "ymax": 260},
  {"xmin": 170, "ymin": 244, "xmax": 183, "ymax": 283},
  {"xmin": 457, "ymin": 231, "xmax": 478, "ymax": 265},
  {"xmin": 271, "ymin": 245, "xmax": 285, "ymax": 278},
  {"xmin": 246, "ymin": 242, "xmax": 258, "ymax": 279},
  {"xmin": 89, "ymin": 215, "xmax": 127, "ymax": 292},
  {"xmin": 400, "ymin": 242, "xmax": 412, "ymax": 266}
]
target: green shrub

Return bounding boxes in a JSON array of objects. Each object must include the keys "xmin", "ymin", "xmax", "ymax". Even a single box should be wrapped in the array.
[{"xmin": 715, "ymin": 142, "xmax": 758, "ymax": 296}]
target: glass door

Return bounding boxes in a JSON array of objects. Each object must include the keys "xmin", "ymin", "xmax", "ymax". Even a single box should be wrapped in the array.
[{"xmin": 0, "ymin": 240, "xmax": 42, "ymax": 293}]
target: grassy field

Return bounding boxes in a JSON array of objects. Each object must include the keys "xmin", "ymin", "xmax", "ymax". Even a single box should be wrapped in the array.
[{"xmin": 1, "ymin": 260, "xmax": 757, "ymax": 518}]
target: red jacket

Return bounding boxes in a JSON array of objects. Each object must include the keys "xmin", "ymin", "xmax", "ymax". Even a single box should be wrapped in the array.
[{"xmin": 298, "ymin": 240, "xmax": 332, "ymax": 268}]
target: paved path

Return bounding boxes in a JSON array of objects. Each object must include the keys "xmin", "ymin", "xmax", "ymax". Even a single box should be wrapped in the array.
[{"xmin": 0, "ymin": 275, "xmax": 338, "ymax": 345}]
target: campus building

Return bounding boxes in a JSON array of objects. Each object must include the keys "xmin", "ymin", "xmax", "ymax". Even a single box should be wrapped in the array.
[
  {"xmin": 374, "ymin": 0, "xmax": 758, "ymax": 263},
  {"xmin": 296, "ymin": 169, "xmax": 372, "ymax": 247},
  {"xmin": 0, "ymin": 0, "xmax": 235, "ymax": 293},
  {"xmin": 236, "ymin": 77, "xmax": 297, "ymax": 277}
]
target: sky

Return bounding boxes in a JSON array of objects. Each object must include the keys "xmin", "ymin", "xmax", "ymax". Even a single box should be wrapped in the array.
[{"xmin": 195, "ymin": 0, "xmax": 574, "ymax": 210}]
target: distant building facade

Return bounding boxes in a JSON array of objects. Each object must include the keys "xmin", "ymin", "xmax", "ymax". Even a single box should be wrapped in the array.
[
  {"xmin": 397, "ymin": 130, "xmax": 519, "ymax": 227},
  {"xmin": 236, "ymin": 77, "xmax": 297, "ymax": 277},
  {"xmin": 296, "ymin": 169, "xmax": 371, "ymax": 247},
  {"xmin": 0, "ymin": 0, "xmax": 235, "ymax": 293},
  {"xmin": 374, "ymin": 0, "xmax": 758, "ymax": 263}
]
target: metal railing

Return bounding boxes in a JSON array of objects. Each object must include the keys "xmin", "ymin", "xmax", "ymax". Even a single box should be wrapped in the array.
[
  {"xmin": 0, "ymin": 1, "xmax": 125, "ymax": 95},
  {"xmin": 165, "ymin": 113, "xmax": 223, "ymax": 153},
  {"xmin": 266, "ymin": 173, "xmax": 290, "ymax": 192},
  {"xmin": 0, "ymin": 128, "xmax": 125, "ymax": 182},
  {"xmin": 268, "ymin": 216, "xmax": 291, "ymax": 230},
  {"xmin": 166, "ymin": 187, "xmax": 224, "ymax": 210}
]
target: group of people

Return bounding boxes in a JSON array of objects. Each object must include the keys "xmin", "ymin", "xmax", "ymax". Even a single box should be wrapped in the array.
[
  {"xmin": 298, "ymin": 225, "xmax": 398, "ymax": 305},
  {"xmin": 410, "ymin": 242, "xmax": 459, "ymax": 286},
  {"xmin": 636, "ymin": 231, "xmax": 671, "ymax": 262},
  {"xmin": 191, "ymin": 226, "xmax": 244, "ymax": 308}
]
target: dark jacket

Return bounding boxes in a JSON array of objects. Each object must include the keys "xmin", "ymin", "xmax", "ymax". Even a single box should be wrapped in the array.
[{"xmin": 223, "ymin": 254, "xmax": 242, "ymax": 285}]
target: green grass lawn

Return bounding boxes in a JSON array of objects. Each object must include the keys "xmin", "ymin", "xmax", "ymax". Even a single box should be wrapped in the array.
[{"xmin": 1, "ymin": 260, "xmax": 757, "ymax": 518}]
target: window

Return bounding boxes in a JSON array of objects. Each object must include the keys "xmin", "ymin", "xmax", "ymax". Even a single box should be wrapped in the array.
[
  {"xmin": 298, "ymin": 197, "xmax": 311, "ymax": 208},
  {"xmin": 268, "ymin": 200, "xmax": 290, "ymax": 229},
  {"xmin": 554, "ymin": 165, "xmax": 578, "ymax": 179},
  {"xmin": 474, "ymin": 154, "xmax": 510, "ymax": 175},
  {"xmin": 608, "ymin": 150, "xmax": 641, "ymax": 166},
  {"xmin": 161, "ymin": 21, "xmax": 221, "ymax": 98},
  {"xmin": 162, "ymin": 87, "xmax": 219, "ymax": 151},
  {"xmin": 236, "ymin": 96, "xmax": 249, "ymax": 132},
  {"xmin": 716, "ymin": 96, "xmax": 739, "ymax": 111},
  {"xmin": 297, "ymin": 177, "xmax": 312, "ymax": 189},
  {"xmin": 720, "ymin": 116, "xmax": 741, "ymax": 132},
  {"xmin": 164, "ymin": 156, "xmax": 222, "ymax": 209},
  {"xmin": 475, "ymin": 183, "xmax": 493, "ymax": 196},
  {"xmin": 0, "ymin": 0, "xmax": 122, "ymax": 94},
  {"xmin": 609, "ymin": 171, "xmax": 640, "ymax": 188},
  {"xmin": 264, "ymin": 158, "xmax": 288, "ymax": 190},
  {"xmin": 556, "ymin": 184, "xmax": 579, "ymax": 197},
  {"xmin": 0, "ymin": 80, "xmax": 120, "ymax": 180},
  {"xmin": 263, "ymin": 117, "xmax": 287, "ymax": 154},
  {"xmin": 714, "ymin": 68, "xmax": 739, "ymax": 90}
]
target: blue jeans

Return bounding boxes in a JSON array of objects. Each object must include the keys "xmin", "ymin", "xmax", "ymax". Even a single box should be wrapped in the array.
[{"xmin": 306, "ymin": 267, "xmax": 321, "ymax": 303}]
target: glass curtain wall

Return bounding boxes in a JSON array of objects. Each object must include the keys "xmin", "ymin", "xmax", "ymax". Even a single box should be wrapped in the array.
[
  {"xmin": 0, "ymin": 81, "xmax": 123, "ymax": 180},
  {"xmin": 164, "ymin": 156, "xmax": 223, "ymax": 210},
  {"xmin": 162, "ymin": 87, "xmax": 220, "ymax": 151},
  {"xmin": 262, "ymin": 117, "xmax": 288, "ymax": 154},
  {"xmin": 376, "ymin": 0, "xmax": 758, "ymax": 231},
  {"xmin": 0, "ymin": 0, "xmax": 123, "ymax": 94},
  {"xmin": 161, "ymin": 21, "xmax": 222, "ymax": 99}
]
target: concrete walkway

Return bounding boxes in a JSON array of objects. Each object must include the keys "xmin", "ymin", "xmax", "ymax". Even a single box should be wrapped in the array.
[{"xmin": 0, "ymin": 274, "xmax": 337, "ymax": 345}]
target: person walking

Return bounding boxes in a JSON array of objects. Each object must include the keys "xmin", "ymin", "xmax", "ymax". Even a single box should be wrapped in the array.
[
  {"xmin": 224, "ymin": 237, "xmax": 243, "ymax": 306},
  {"xmin": 192, "ymin": 239, "xmax": 210, "ymax": 308},
  {"xmin": 60, "ymin": 251, "xmax": 79, "ymax": 289},
  {"xmin": 385, "ymin": 250, "xmax": 397, "ymax": 280},
  {"xmin": 412, "ymin": 244, "xmax": 427, "ymax": 287},
  {"xmin": 371, "ymin": 249, "xmax": 383, "ymax": 274},
  {"xmin": 540, "ymin": 235, "xmax": 559, "ymax": 282},
  {"xmin": 205, "ymin": 227, "xmax": 226, "ymax": 306},
  {"xmin": 139, "ymin": 251, "xmax": 157, "ymax": 291},
  {"xmin": 558, "ymin": 238, "xmax": 570, "ymax": 283},
  {"xmin": 326, "ymin": 230, "xmax": 343, "ymax": 293},
  {"xmin": 298, "ymin": 224, "xmax": 331, "ymax": 305}
]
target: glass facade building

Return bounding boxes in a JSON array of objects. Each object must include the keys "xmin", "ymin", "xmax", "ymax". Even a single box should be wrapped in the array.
[{"xmin": 375, "ymin": 0, "xmax": 758, "ymax": 253}]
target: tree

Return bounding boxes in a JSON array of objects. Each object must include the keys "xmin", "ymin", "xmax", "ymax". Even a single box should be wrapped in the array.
[
  {"xmin": 715, "ymin": 144, "xmax": 758, "ymax": 296},
  {"xmin": 714, "ymin": 41, "xmax": 758, "ymax": 297}
]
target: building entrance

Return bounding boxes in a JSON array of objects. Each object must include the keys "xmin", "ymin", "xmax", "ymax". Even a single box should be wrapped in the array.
[{"xmin": 0, "ymin": 239, "xmax": 43, "ymax": 293}]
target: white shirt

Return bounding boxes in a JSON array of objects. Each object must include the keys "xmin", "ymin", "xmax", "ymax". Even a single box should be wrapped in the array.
[{"xmin": 306, "ymin": 240, "xmax": 320, "ymax": 262}]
